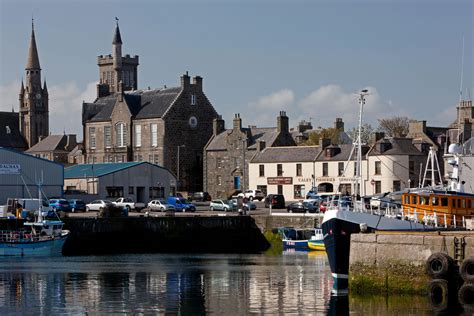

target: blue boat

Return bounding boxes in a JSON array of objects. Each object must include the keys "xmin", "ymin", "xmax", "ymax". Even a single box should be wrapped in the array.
[
  {"xmin": 0, "ymin": 183, "xmax": 70, "ymax": 257},
  {"xmin": 279, "ymin": 227, "xmax": 319, "ymax": 250}
]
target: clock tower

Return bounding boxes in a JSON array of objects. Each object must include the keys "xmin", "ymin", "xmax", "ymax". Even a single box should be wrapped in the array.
[{"xmin": 19, "ymin": 20, "xmax": 49, "ymax": 148}]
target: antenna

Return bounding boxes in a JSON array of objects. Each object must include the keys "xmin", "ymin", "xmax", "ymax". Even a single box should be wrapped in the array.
[{"xmin": 457, "ymin": 36, "xmax": 465, "ymax": 143}]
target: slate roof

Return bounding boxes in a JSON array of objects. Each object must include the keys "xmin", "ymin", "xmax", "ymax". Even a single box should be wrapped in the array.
[
  {"xmin": 251, "ymin": 146, "xmax": 321, "ymax": 163},
  {"xmin": 65, "ymin": 162, "xmax": 144, "ymax": 178},
  {"xmin": 206, "ymin": 127, "xmax": 279, "ymax": 151},
  {"xmin": 82, "ymin": 87, "xmax": 181, "ymax": 122},
  {"xmin": 368, "ymin": 138, "xmax": 424, "ymax": 156},
  {"xmin": 26, "ymin": 135, "xmax": 71, "ymax": 153},
  {"xmin": 316, "ymin": 144, "xmax": 370, "ymax": 161},
  {"xmin": 0, "ymin": 111, "xmax": 27, "ymax": 150}
]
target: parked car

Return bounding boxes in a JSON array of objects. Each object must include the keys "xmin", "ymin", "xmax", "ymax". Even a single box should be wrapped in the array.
[
  {"xmin": 287, "ymin": 201, "xmax": 318, "ymax": 213},
  {"xmin": 237, "ymin": 189, "xmax": 265, "ymax": 201},
  {"xmin": 148, "ymin": 199, "xmax": 175, "ymax": 212},
  {"xmin": 189, "ymin": 192, "xmax": 212, "ymax": 202},
  {"xmin": 113, "ymin": 197, "xmax": 146, "ymax": 211},
  {"xmin": 264, "ymin": 194, "xmax": 286, "ymax": 209},
  {"xmin": 303, "ymin": 196, "xmax": 323, "ymax": 207},
  {"xmin": 68, "ymin": 199, "xmax": 86, "ymax": 212},
  {"xmin": 229, "ymin": 198, "xmax": 256, "ymax": 212},
  {"xmin": 305, "ymin": 188, "xmax": 319, "ymax": 199},
  {"xmin": 49, "ymin": 199, "xmax": 71, "ymax": 212},
  {"xmin": 209, "ymin": 200, "xmax": 234, "ymax": 212},
  {"xmin": 166, "ymin": 196, "xmax": 196, "ymax": 212},
  {"xmin": 86, "ymin": 200, "xmax": 113, "ymax": 212}
]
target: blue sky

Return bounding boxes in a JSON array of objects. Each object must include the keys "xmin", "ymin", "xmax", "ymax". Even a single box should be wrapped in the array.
[{"xmin": 0, "ymin": 0, "xmax": 472, "ymax": 139}]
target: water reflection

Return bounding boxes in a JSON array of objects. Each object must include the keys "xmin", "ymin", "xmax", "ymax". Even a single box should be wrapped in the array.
[{"xmin": 0, "ymin": 252, "xmax": 457, "ymax": 315}]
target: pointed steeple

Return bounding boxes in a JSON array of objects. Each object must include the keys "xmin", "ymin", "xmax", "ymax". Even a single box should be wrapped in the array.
[
  {"xmin": 20, "ymin": 80, "xmax": 25, "ymax": 94},
  {"xmin": 26, "ymin": 19, "xmax": 41, "ymax": 70},
  {"xmin": 112, "ymin": 18, "xmax": 122, "ymax": 44},
  {"xmin": 43, "ymin": 80, "xmax": 48, "ymax": 93}
]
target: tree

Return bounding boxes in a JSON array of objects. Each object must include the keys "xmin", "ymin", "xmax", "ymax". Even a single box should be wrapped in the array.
[
  {"xmin": 347, "ymin": 123, "xmax": 374, "ymax": 144},
  {"xmin": 301, "ymin": 127, "xmax": 342, "ymax": 146},
  {"xmin": 377, "ymin": 116, "xmax": 409, "ymax": 138}
]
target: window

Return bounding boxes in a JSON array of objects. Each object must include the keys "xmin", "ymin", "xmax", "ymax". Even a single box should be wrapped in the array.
[
  {"xmin": 375, "ymin": 161, "xmax": 381, "ymax": 175},
  {"xmin": 393, "ymin": 180, "xmax": 401, "ymax": 192},
  {"xmin": 104, "ymin": 126, "xmax": 112, "ymax": 148},
  {"xmin": 354, "ymin": 162, "xmax": 357, "ymax": 176},
  {"xmin": 323, "ymin": 163, "xmax": 328, "ymax": 177},
  {"xmin": 151, "ymin": 123, "xmax": 158, "ymax": 147},
  {"xmin": 106, "ymin": 186, "xmax": 123, "ymax": 198},
  {"xmin": 441, "ymin": 198, "xmax": 448, "ymax": 206},
  {"xmin": 191, "ymin": 94, "xmax": 197, "ymax": 105},
  {"xmin": 375, "ymin": 181, "xmax": 382, "ymax": 194},
  {"xmin": 149, "ymin": 187, "xmax": 164, "ymax": 199},
  {"xmin": 296, "ymin": 164, "xmax": 302, "ymax": 177},
  {"xmin": 294, "ymin": 185, "xmax": 305, "ymax": 199},
  {"xmin": 216, "ymin": 158, "xmax": 223, "ymax": 169},
  {"xmin": 259, "ymin": 164, "xmax": 265, "ymax": 177},
  {"xmin": 277, "ymin": 164, "xmax": 283, "ymax": 176},
  {"xmin": 409, "ymin": 160, "xmax": 415, "ymax": 175},
  {"xmin": 217, "ymin": 175, "xmax": 222, "ymax": 186},
  {"xmin": 115, "ymin": 123, "xmax": 127, "ymax": 147},
  {"xmin": 135, "ymin": 125, "xmax": 142, "ymax": 147},
  {"xmin": 338, "ymin": 162, "xmax": 344, "ymax": 176},
  {"xmin": 89, "ymin": 127, "xmax": 96, "ymax": 149}
]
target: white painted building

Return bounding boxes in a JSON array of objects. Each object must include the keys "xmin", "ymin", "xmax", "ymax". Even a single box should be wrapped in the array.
[{"xmin": 249, "ymin": 138, "xmax": 428, "ymax": 202}]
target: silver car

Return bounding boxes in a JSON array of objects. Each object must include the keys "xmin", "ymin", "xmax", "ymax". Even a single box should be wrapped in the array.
[
  {"xmin": 209, "ymin": 200, "xmax": 234, "ymax": 212},
  {"xmin": 85, "ymin": 200, "xmax": 113, "ymax": 212},
  {"xmin": 148, "ymin": 199, "xmax": 175, "ymax": 212}
]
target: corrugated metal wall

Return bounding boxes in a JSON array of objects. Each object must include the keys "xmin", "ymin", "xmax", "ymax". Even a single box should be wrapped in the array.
[{"xmin": 0, "ymin": 148, "xmax": 64, "ymax": 204}]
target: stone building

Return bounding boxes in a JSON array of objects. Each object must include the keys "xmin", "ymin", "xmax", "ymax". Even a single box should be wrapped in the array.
[
  {"xmin": 203, "ymin": 111, "xmax": 296, "ymax": 199},
  {"xmin": 0, "ymin": 21, "xmax": 48, "ymax": 151},
  {"xmin": 26, "ymin": 134, "xmax": 78, "ymax": 164},
  {"xmin": 82, "ymin": 22, "xmax": 219, "ymax": 192},
  {"xmin": 448, "ymin": 99, "xmax": 474, "ymax": 143}
]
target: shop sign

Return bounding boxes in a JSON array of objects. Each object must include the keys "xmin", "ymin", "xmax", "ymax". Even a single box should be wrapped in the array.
[
  {"xmin": 315, "ymin": 177, "xmax": 335, "ymax": 182},
  {"xmin": 0, "ymin": 164, "xmax": 20, "ymax": 174},
  {"xmin": 296, "ymin": 177, "xmax": 312, "ymax": 183},
  {"xmin": 267, "ymin": 177, "xmax": 293, "ymax": 185}
]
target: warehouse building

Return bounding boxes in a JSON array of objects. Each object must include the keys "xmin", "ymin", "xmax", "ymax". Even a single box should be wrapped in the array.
[
  {"xmin": 64, "ymin": 162, "xmax": 176, "ymax": 203},
  {"xmin": 0, "ymin": 147, "xmax": 64, "ymax": 204}
]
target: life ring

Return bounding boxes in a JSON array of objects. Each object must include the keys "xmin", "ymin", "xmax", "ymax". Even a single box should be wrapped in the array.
[
  {"xmin": 459, "ymin": 256, "xmax": 474, "ymax": 283},
  {"xmin": 458, "ymin": 282, "xmax": 474, "ymax": 306},
  {"xmin": 426, "ymin": 253, "xmax": 453, "ymax": 279},
  {"xmin": 428, "ymin": 279, "xmax": 449, "ymax": 312}
]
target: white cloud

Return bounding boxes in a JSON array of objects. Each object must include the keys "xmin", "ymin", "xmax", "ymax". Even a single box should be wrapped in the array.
[
  {"xmin": 251, "ymin": 89, "xmax": 295, "ymax": 110},
  {"xmin": 0, "ymin": 80, "xmax": 97, "ymax": 139},
  {"xmin": 297, "ymin": 85, "xmax": 407, "ymax": 129},
  {"xmin": 243, "ymin": 89, "xmax": 296, "ymax": 127}
]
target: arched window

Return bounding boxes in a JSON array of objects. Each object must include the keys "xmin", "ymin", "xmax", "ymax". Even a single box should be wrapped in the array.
[{"xmin": 115, "ymin": 122, "xmax": 127, "ymax": 147}]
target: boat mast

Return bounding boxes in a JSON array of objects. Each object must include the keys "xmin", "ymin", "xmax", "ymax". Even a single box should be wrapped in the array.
[
  {"xmin": 355, "ymin": 89, "xmax": 369, "ymax": 198},
  {"xmin": 457, "ymin": 36, "xmax": 465, "ymax": 143}
]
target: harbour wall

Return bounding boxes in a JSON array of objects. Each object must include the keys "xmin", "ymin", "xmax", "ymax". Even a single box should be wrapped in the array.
[
  {"xmin": 349, "ymin": 231, "xmax": 474, "ymax": 294},
  {"xmin": 251, "ymin": 214, "xmax": 322, "ymax": 232},
  {"xmin": 62, "ymin": 215, "xmax": 270, "ymax": 255}
]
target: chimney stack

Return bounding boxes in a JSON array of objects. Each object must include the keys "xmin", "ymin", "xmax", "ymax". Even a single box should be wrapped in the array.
[
  {"xmin": 334, "ymin": 117, "xmax": 344, "ymax": 131},
  {"xmin": 320, "ymin": 138, "xmax": 331, "ymax": 149},
  {"xmin": 233, "ymin": 113, "xmax": 242, "ymax": 131},
  {"xmin": 277, "ymin": 111, "xmax": 289, "ymax": 133},
  {"xmin": 213, "ymin": 115, "xmax": 225, "ymax": 136},
  {"xmin": 193, "ymin": 76, "xmax": 202, "ymax": 91},
  {"xmin": 181, "ymin": 71, "xmax": 190, "ymax": 90}
]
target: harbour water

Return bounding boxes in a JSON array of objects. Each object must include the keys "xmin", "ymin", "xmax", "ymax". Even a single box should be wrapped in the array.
[{"xmin": 0, "ymin": 251, "xmax": 440, "ymax": 315}]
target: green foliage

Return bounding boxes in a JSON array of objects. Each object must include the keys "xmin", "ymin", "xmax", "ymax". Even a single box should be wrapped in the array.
[
  {"xmin": 301, "ymin": 127, "xmax": 343, "ymax": 146},
  {"xmin": 347, "ymin": 123, "xmax": 374, "ymax": 144},
  {"xmin": 377, "ymin": 116, "xmax": 409, "ymax": 138}
]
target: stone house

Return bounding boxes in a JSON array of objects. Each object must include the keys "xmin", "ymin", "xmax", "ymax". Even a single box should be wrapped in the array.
[
  {"xmin": 26, "ymin": 134, "xmax": 78, "ymax": 164},
  {"xmin": 203, "ymin": 111, "xmax": 296, "ymax": 199},
  {"xmin": 82, "ymin": 23, "xmax": 219, "ymax": 192}
]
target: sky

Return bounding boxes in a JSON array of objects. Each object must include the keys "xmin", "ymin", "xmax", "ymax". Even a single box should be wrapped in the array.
[{"xmin": 0, "ymin": 0, "xmax": 472, "ymax": 140}]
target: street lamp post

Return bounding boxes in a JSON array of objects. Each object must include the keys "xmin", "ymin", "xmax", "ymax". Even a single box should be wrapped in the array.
[
  {"xmin": 177, "ymin": 144, "xmax": 185, "ymax": 191},
  {"xmin": 241, "ymin": 137, "xmax": 248, "ymax": 191}
]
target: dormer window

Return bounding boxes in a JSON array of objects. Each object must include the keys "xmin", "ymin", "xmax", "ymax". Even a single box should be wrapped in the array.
[{"xmin": 191, "ymin": 94, "xmax": 197, "ymax": 105}]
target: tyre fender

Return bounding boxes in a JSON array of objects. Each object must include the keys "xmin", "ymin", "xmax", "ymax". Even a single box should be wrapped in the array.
[
  {"xmin": 459, "ymin": 256, "xmax": 474, "ymax": 283},
  {"xmin": 428, "ymin": 279, "xmax": 449, "ymax": 312},
  {"xmin": 426, "ymin": 253, "xmax": 453, "ymax": 279}
]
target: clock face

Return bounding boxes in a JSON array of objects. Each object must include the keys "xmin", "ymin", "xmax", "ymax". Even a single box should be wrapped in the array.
[
  {"xmin": 36, "ymin": 93, "xmax": 42, "ymax": 100},
  {"xmin": 188, "ymin": 116, "xmax": 198, "ymax": 128},
  {"xmin": 24, "ymin": 93, "xmax": 29, "ymax": 99}
]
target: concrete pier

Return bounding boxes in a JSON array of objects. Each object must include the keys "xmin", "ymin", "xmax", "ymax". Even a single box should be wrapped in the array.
[{"xmin": 349, "ymin": 231, "xmax": 474, "ymax": 294}]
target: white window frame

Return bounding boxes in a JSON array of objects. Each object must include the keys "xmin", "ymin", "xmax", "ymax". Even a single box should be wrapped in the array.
[
  {"xmin": 104, "ymin": 126, "xmax": 112, "ymax": 148},
  {"xmin": 191, "ymin": 94, "xmax": 197, "ymax": 105},
  {"xmin": 135, "ymin": 125, "xmax": 142, "ymax": 147},
  {"xmin": 89, "ymin": 127, "xmax": 96, "ymax": 149},
  {"xmin": 151, "ymin": 123, "xmax": 158, "ymax": 147},
  {"xmin": 116, "ymin": 123, "xmax": 127, "ymax": 148}
]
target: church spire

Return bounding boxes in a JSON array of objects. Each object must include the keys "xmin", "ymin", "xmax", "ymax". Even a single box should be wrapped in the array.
[
  {"xmin": 26, "ymin": 18, "xmax": 41, "ymax": 70},
  {"xmin": 112, "ymin": 17, "xmax": 122, "ymax": 44}
]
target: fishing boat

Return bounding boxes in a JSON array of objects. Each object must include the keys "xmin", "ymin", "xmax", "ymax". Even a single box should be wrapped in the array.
[
  {"xmin": 279, "ymin": 227, "xmax": 322, "ymax": 250},
  {"xmin": 0, "ymin": 184, "xmax": 69, "ymax": 257},
  {"xmin": 322, "ymin": 91, "xmax": 474, "ymax": 295},
  {"xmin": 307, "ymin": 229, "xmax": 325, "ymax": 251}
]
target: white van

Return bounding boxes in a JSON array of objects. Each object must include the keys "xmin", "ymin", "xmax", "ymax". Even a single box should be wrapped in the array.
[{"xmin": 16, "ymin": 198, "xmax": 52, "ymax": 213}]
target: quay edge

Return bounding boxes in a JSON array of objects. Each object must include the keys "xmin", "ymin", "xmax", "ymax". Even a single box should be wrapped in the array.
[{"xmin": 349, "ymin": 231, "xmax": 474, "ymax": 295}]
